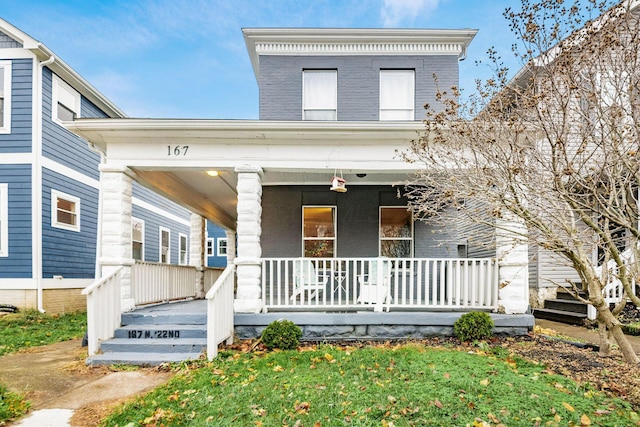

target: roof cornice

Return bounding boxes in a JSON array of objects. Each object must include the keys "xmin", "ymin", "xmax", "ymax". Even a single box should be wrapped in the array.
[{"xmin": 243, "ymin": 27, "xmax": 478, "ymax": 79}]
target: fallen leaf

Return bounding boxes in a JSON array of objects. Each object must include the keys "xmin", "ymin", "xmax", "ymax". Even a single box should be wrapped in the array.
[
  {"xmin": 273, "ymin": 365, "xmax": 284, "ymax": 372},
  {"xmin": 479, "ymin": 378, "xmax": 490, "ymax": 386},
  {"xmin": 562, "ymin": 402, "xmax": 575, "ymax": 412},
  {"xmin": 580, "ymin": 414, "xmax": 591, "ymax": 425},
  {"xmin": 434, "ymin": 399, "xmax": 443, "ymax": 409},
  {"xmin": 444, "ymin": 372, "xmax": 451, "ymax": 379}
]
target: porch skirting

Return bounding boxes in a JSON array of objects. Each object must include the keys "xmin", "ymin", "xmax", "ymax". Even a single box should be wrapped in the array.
[{"xmin": 234, "ymin": 312, "xmax": 535, "ymax": 341}]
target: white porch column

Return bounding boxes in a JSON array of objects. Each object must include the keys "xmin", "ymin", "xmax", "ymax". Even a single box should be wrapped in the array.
[
  {"xmin": 233, "ymin": 166, "xmax": 263, "ymax": 313},
  {"xmin": 189, "ymin": 213, "xmax": 206, "ymax": 298},
  {"xmin": 225, "ymin": 229, "xmax": 236, "ymax": 267},
  {"xmin": 99, "ymin": 166, "xmax": 135, "ymax": 312},
  {"xmin": 496, "ymin": 213, "xmax": 529, "ymax": 314}
]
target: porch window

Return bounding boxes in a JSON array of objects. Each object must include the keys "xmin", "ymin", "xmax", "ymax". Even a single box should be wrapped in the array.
[
  {"xmin": 0, "ymin": 184, "xmax": 7, "ymax": 257},
  {"xmin": 132, "ymin": 218, "xmax": 144, "ymax": 260},
  {"xmin": 0, "ymin": 61, "xmax": 11, "ymax": 133},
  {"xmin": 52, "ymin": 74, "xmax": 80, "ymax": 124},
  {"xmin": 51, "ymin": 190, "xmax": 80, "ymax": 232},
  {"xmin": 159, "ymin": 227, "xmax": 170, "ymax": 263},
  {"xmin": 303, "ymin": 206, "xmax": 336, "ymax": 257},
  {"xmin": 380, "ymin": 70, "xmax": 414, "ymax": 121},
  {"xmin": 179, "ymin": 233, "xmax": 188, "ymax": 265},
  {"xmin": 217, "ymin": 237, "xmax": 228, "ymax": 256},
  {"xmin": 379, "ymin": 207, "xmax": 413, "ymax": 257},
  {"xmin": 206, "ymin": 238, "xmax": 214, "ymax": 256},
  {"xmin": 303, "ymin": 70, "xmax": 337, "ymax": 120}
]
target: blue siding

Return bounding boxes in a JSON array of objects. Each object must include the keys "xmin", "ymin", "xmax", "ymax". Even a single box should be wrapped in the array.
[
  {"xmin": 258, "ymin": 55, "xmax": 458, "ymax": 121},
  {"xmin": 41, "ymin": 68, "xmax": 101, "ymax": 181},
  {"xmin": 41, "ymin": 168, "xmax": 98, "ymax": 278},
  {"xmin": 0, "ymin": 164, "xmax": 32, "ymax": 278},
  {"xmin": 0, "ymin": 58, "xmax": 32, "ymax": 153},
  {"xmin": 132, "ymin": 203, "xmax": 190, "ymax": 264},
  {"xmin": 206, "ymin": 221, "xmax": 228, "ymax": 268}
]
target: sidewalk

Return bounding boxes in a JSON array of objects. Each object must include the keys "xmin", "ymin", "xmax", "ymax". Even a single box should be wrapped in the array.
[{"xmin": 535, "ymin": 318, "xmax": 640, "ymax": 353}]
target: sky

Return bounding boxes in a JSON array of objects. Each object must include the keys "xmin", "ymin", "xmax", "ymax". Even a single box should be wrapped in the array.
[{"xmin": 0, "ymin": 0, "xmax": 523, "ymax": 119}]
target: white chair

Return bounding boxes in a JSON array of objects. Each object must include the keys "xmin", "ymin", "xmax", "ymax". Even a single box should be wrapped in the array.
[
  {"xmin": 291, "ymin": 259, "xmax": 327, "ymax": 301},
  {"xmin": 357, "ymin": 259, "xmax": 391, "ymax": 311}
]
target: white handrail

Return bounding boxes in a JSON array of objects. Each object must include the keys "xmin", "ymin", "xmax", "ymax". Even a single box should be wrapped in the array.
[
  {"xmin": 131, "ymin": 261, "xmax": 197, "ymax": 305},
  {"xmin": 206, "ymin": 265, "xmax": 235, "ymax": 360},
  {"xmin": 82, "ymin": 267, "xmax": 123, "ymax": 356}
]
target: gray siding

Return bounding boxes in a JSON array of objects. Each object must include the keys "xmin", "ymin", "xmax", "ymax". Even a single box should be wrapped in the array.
[
  {"xmin": 0, "ymin": 164, "xmax": 32, "ymax": 278},
  {"xmin": 0, "ymin": 31, "xmax": 21, "ymax": 48},
  {"xmin": 258, "ymin": 55, "xmax": 458, "ymax": 121},
  {"xmin": 414, "ymin": 206, "xmax": 458, "ymax": 258},
  {"xmin": 455, "ymin": 200, "xmax": 496, "ymax": 258},
  {"xmin": 0, "ymin": 58, "xmax": 33, "ymax": 153},
  {"xmin": 41, "ymin": 168, "xmax": 98, "ymax": 278}
]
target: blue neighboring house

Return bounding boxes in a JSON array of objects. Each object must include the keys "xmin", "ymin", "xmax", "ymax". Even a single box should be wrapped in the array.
[
  {"xmin": 206, "ymin": 220, "xmax": 229, "ymax": 268},
  {"xmin": 0, "ymin": 18, "xmax": 227, "ymax": 313}
]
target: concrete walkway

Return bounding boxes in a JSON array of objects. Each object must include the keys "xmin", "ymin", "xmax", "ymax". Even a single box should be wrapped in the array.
[{"xmin": 536, "ymin": 318, "xmax": 640, "ymax": 353}]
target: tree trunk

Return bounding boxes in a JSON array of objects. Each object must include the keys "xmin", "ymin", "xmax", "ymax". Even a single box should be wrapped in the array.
[
  {"xmin": 596, "ymin": 304, "xmax": 640, "ymax": 364},
  {"xmin": 597, "ymin": 320, "xmax": 612, "ymax": 357}
]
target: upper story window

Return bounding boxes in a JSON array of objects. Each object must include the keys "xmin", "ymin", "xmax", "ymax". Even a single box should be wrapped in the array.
[
  {"xmin": 379, "ymin": 206, "xmax": 413, "ymax": 257},
  {"xmin": 0, "ymin": 61, "xmax": 12, "ymax": 133},
  {"xmin": 51, "ymin": 190, "xmax": 80, "ymax": 232},
  {"xmin": 380, "ymin": 70, "xmax": 415, "ymax": 121},
  {"xmin": 132, "ymin": 218, "xmax": 144, "ymax": 261},
  {"xmin": 0, "ymin": 184, "xmax": 7, "ymax": 257},
  {"xmin": 52, "ymin": 74, "xmax": 80, "ymax": 125},
  {"xmin": 303, "ymin": 70, "xmax": 337, "ymax": 120},
  {"xmin": 303, "ymin": 206, "xmax": 336, "ymax": 257}
]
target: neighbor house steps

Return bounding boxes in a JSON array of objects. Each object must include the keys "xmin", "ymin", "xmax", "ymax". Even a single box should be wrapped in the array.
[
  {"xmin": 86, "ymin": 302, "xmax": 207, "ymax": 366},
  {"xmin": 533, "ymin": 288, "xmax": 589, "ymax": 325}
]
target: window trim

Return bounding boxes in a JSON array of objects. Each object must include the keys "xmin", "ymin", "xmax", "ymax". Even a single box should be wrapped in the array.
[
  {"xmin": 0, "ymin": 61, "xmax": 12, "ymax": 134},
  {"xmin": 302, "ymin": 69, "xmax": 337, "ymax": 121},
  {"xmin": 159, "ymin": 227, "xmax": 170, "ymax": 264},
  {"xmin": 51, "ymin": 189, "xmax": 80, "ymax": 232},
  {"xmin": 178, "ymin": 233, "xmax": 188, "ymax": 265},
  {"xmin": 217, "ymin": 237, "xmax": 228, "ymax": 256},
  {"xmin": 0, "ymin": 184, "xmax": 7, "ymax": 257},
  {"xmin": 132, "ymin": 217, "xmax": 145, "ymax": 261},
  {"xmin": 302, "ymin": 205, "xmax": 337, "ymax": 258},
  {"xmin": 379, "ymin": 206, "xmax": 414, "ymax": 257},
  {"xmin": 206, "ymin": 237, "xmax": 214, "ymax": 256},
  {"xmin": 379, "ymin": 69, "xmax": 415, "ymax": 121},
  {"xmin": 52, "ymin": 74, "xmax": 81, "ymax": 125}
]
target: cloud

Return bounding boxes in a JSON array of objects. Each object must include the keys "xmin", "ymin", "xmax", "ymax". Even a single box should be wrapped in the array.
[{"xmin": 381, "ymin": 0, "xmax": 441, "ymax": 27}]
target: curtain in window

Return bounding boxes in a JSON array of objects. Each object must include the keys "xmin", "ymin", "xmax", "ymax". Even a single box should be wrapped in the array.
[
  {"xmin": 303, "ymin": 70, "xmax": 337, "ymax": 120},
  {"xmin": 380, "ymin": 70, "xmax": 415, "ymax": 120}
]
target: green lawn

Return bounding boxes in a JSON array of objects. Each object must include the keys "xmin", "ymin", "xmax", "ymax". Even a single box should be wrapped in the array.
[{"xmin": 103, "ymin": 343, "xmax": 638, "ymax": 426}]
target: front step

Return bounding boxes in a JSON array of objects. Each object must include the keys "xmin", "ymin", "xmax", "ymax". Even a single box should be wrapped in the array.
[
  {"xmin": 533, "ymin": 308, "xmax": 588, "ymax": 325},
  {"xmin": 87, "ymin": 351, "xmax": 203, "ymax": 366},
  {"xmin": 542, "ymin": 298, "xmax": 588, "ymax": 314}
]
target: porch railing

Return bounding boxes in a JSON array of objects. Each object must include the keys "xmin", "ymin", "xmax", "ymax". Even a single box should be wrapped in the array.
[
  {"xmin": 131, "ymin": 261, "xmax": 197, "ymax": 305},
  {"xmin": 588, "ymin": 252, "xmax": 638, "ymax": 320},
  {"xmin": 82, "ymin": 267, "xmax": 123, "ymax": 356},
  {"xmin": 206, "ymin": 265, "xmax": 235, "ymax": 360},
  {"xmin": 261, "ymin": 258, "xmax": 498, "ymax": 312}
]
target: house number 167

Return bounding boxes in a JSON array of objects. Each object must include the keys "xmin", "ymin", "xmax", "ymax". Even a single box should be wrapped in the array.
[{"xmin": 167, "ymin": 145, "xmax": 189, "ymax": 156}]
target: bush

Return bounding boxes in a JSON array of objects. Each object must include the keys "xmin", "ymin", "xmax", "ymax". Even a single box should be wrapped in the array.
[
  {"xmin": 261, "ymin": 319, "xmax": 302, "ymax": 350},
  {"xmin": 454, "ymin": 311, "xmax": 494, "ymax": 342}
]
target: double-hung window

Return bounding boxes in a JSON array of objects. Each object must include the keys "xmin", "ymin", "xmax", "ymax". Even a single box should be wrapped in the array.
[
  {"xmin": 159, "ymin": 227, "xmax": 170, "ymax": 263},
  {"xmin": 303, "ymin": 70, "xmax": 337, "ymax": 120},
  {"xmin": 51, "ymin": 190, "xmax": 80, "ymax": 232},
  {"xmin": 132, "ymin": 218, "xmax": 144, "ymax": 260},
  {"xmin": 0, "ymin": 61, "xmax": 11, "ymax": 133},
  {"xmin": 52, "ymin": 74, "xmax": 80, "ymax": 124},
  {"xmin": 179, "ymin": 233, "xmax": 188, "ymax": 265},
  {"xmin": 0, "ymin": 184, "xmax": 7, "ymax": 256},
  {"xmin": 380, "ymin": 70, "xmax": 415, "ymax": 120},
  {"xmin": 217, "ymin": 238, "xmax": 228, "ymax": 256},
  {"xmin": 303, "ymin": 206, "xmax": 336, "ymax": 257},
  {"xmin": 379, "ymin": 207, "xmax": 413, "ymax": 257},
  {"xmin": 206, "ymin": 238, "xmax": 214, "ymax": 256}
]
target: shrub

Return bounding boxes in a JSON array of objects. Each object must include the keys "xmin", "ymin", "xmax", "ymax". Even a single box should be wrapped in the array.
[
  {"xmin": 454, "ymin": 311, "xmax": 494, "ymax": 342},
  {"xmin": 261, "ymin": 319, "xmax": 302, "ymax": 350}
]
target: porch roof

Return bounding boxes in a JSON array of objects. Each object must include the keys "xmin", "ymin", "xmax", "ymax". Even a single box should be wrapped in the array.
[{"xmin": 65, "ymin": 119, "xmax": 428, "ymax": 230}]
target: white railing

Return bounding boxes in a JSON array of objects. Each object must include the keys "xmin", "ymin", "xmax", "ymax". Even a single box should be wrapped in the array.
[
  {"xmin": 82, "ymin": 267, "xmax": 123, "ymax": 356},
  {"xmin": 131, "ymin": 261, "xmax": 197, "ymax": 305},
  {"xmin": 206, "ymin": 265, "xmax": 235, "ymax": 360},
  {"xmin": 204, "ymin": 267, "xmax": 224, "ymax": 294},
  {"xmin": 588, "ymin": 251, "xmax": 638, "ymax": 320},
  {"xmin": 261, "ymin": 258, "xmax": 498, "ymax": 312}
]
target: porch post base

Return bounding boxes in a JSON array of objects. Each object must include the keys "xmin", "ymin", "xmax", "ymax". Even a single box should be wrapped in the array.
[
  {"xmin": 121, "ymin": 297, "xmax": 136, "ymax": 312},
  {"xmin": 234, "ymin": 298, "xmax": 264, "ymax": 314},
  {"xmin": 497, "ymin": 300, "xmax": 528, "ymax": 314}
]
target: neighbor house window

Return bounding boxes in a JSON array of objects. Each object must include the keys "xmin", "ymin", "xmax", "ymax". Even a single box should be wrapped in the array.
[
  {"xmin": 132, "ymin": 218, "xmax": 144, "ymax": 261},
  {"xmin": 0, "ymin": 184, "xmax": 7, "ymax": 257},
  {"xmin": 206, "ymin": 238, "xmax": 214, "ymax": 256},
  {"xmin": 51, "ymin": 190, "xmax": 80, "ymax": 232},
  {"xmin": 303, "ymin": 206, "xmax": 336, "ymax": 257},
  {"xmin": 179, "ymin": 233, "xmax": 188, "ymax": 265},
  {"xmin": 0, "ymin": 61, "xmax": 12, "ymax": 133},
  {"xmin": 303, "ymin": 70, "xmax": 337, "ymax": 120},
  {"xmin": 159, "ymin": 227, "xmax": 170, "ymax": 263},
  {"xmin": 379, "ymin": 207, "xmax": 413, "ymax": 257},
  {"xmin": 217, "ymin": 237, "xmax": 228, "ymax": 256},
  {"xmin": 52, "ymin": 74, "xmax": 80, "ymax": 124},
  {"xmin": 380, "ymin": 70, "xmax": 414, "ymax": 120}
]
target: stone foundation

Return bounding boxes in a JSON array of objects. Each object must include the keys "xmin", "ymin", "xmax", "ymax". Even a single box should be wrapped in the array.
[{"xmin": 529, "ymin": 287, "xmax": 558, "ymax": 309}]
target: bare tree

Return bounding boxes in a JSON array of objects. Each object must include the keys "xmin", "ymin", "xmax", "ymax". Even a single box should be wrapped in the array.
[{"xmin": 404, "ymin": 0, "xmax": 640, "ymax": 364}]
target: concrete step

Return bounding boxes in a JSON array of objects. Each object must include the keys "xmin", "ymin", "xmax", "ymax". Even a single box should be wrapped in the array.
[
  {"xmin": 556, "ymin": 289, "xmax": 587, "ymax": 301},
  {"xmin": 87, "ymin": 351, "xmax": 203, "ymax": 366},
  {"xmin": 121, "ymin": 311, "xmax": 206, "ymax": 326},
  {"xmin": 533, "ymin": 307, "xmax": 588, "ymax": 326},
  {"xmin": 100, "ymin": 338, "xmax": 207, "ymax": 354},
  {"xmin": 543, "ymin": 298, "xmax": 588, "ymax": 314},
  {"xmin": 115, "ymin": 324, "xmax": 206, "ymax": 339}
]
